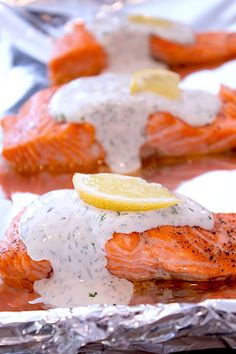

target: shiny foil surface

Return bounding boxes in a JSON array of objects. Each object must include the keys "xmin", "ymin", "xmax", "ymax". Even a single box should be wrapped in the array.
[
  {"xmin": 0, "ymin": 300, "xmax": 236, "ymax": 353},
  {"xmin": 0, "ymin": 1, "xmax": 236, "ymax": 353}
]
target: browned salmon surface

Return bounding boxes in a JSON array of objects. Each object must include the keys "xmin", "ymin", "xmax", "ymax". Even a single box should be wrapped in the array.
[{"xmin": 106, "ymin": 213, "xmax": 236, "ymax": 282}]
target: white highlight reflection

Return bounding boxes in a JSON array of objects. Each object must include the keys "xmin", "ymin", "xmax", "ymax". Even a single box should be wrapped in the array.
[{"xmin": 176, "ymin": 170, "xmax": 236, "ymax": 213}]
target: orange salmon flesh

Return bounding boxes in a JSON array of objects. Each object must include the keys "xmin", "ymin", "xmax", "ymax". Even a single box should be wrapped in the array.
[
  {"xmin": 2, "ymin": 86, "xmax": 236, "ymax": 174},
  {"xmin": 0, "ymin": 212, "xmax": 235, "ymax": 290}
]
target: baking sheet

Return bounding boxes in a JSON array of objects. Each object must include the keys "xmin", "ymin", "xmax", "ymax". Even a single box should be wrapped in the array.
[{"xmin": 0, "ymin": 1, "xmax": 236, "ymax": 353}]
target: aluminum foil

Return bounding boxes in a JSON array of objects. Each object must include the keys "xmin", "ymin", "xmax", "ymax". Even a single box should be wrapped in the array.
[
  {"xmin": 0, "ymin": 1, "xmax": 236, "ymax": 353},
  {"xmin": 0, "ymin": 300, "xmax": 236, "ymax": 353}
]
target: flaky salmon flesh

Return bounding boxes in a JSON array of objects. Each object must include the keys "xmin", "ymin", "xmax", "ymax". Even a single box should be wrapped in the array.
[
  {"xmin": 0, "ymin": 212, "xmax": 235, "ymax": 290},
  {"xmin": 2, "ymin": 85, "xmax": 236, "ymax": 174},
  {"xmin": 150, "ymin": 32, "xmax": 236, "ymax": 69},
  {"xmin": 48, "ymin": 24, "xmax": 236, "ymax": 84}
]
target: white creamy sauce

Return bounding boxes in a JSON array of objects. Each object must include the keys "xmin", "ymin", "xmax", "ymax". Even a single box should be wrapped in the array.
[
  {"xmin": 19, "ymin": 189, "xmax": 213, "ymax": 308},
  {"xmin": 87, "ymin": 16, "xmax": 195, "ymax": 73},
  {"xmin": 50, "ymin": 73, "xmax": 221, "ymax": 173}
]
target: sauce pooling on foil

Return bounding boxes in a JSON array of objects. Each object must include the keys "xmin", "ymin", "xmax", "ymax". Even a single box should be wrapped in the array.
[
  {"xmin": 50, "ymin": 73, "xmax": 221, "ymax": 173},
  {"xmin": 19, "ymin": 189, "xmax": 213, "ymax": 307}
]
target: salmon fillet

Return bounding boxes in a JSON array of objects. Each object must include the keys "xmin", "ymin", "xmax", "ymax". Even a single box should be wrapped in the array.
[
  {"xmin": 2, "ymin": 86, "xmax": 236, "ymax": 174},
  {"xmin": 150, "ymin": 32, "xmax": 236, "ymax": 68},
  {"xmin": 106, "ymin": 213, "xmax": 236, "ymax": 282},
  {"xmin": 1, "ymin": 87, "xmax": 105, "ymax": 173},
  {"xmin": 0, "ymin": 211, "xmax": 52, "ymax": 290},
  {"xmin": 145, "ymin": 86, "xmax": 236, "ymax": 157},
  {"xmin": 48, "ymin": 23, "xmax": 107, "ymax": 85},
  {"xmin": 0, "ymin": 212, "xmax": 235, "ymax": 289}
]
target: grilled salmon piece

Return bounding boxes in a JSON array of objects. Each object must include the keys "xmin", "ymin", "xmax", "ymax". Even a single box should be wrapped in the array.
[
  {"xmin": 2, "ymin": 85, "xmax": 236, "ymax": 174},
  {"xmin": 0, "ymin": 212, "xmax": 235, "ymax": 289},
  {"xmin": 145, "ymin": 86, "xmax": 236, "ymax": 157},
  {"xmin": 49, "ymin": 23, "xmax": 107, "ymax": 85},
  {"xmin": 1, "ymin": 87, "xmax": 105, "ymax": 173},
  {"xmin": 150, "ymin": 32, "xmax": 236, "ymax": 68},
  {"xmin": 106, "ymin": 213, "xmax": 236, "ymax": 282},
  {"xmin": 0, "ymin": 211, "xmax": 52, "ymax": 290}
]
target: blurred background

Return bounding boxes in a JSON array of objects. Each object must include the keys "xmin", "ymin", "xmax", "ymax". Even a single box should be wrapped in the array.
[{"xmin": 1, "ymin": 0, "xmax": 236, "ymax": 117}]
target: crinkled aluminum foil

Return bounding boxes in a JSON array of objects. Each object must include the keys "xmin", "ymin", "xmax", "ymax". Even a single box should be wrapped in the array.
[
  {"xmin": 1, "ymin": 300, "xmax": 236, "ymax": 353},
  {"xmin": 1, "ymin": 1, "xmax": 236, "ymax": 353}
]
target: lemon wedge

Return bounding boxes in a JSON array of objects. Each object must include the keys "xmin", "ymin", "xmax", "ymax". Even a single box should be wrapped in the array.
[
  {"xmin": 130, "ymin": 68, "xmax": 180, "ymax": 99},
  {"xmin": 73, "ymin": 173, "xmax": 179, "ymax": 211},
  {"xmin": 129, "ymin": 14, "xmax": 173, "ymax": 28}
]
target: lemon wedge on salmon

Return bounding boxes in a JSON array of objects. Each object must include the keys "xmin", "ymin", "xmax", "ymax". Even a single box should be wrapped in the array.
[
  {"xmin": 130, "ymin": 68, "xmax": 180, "ymax": 99},
  {"xmin": 129, "ymin": 14, "xmax": 173, "ymax": 28},
  {"xmin": 73, "ymin": 173, "xmax": 179, "ymax": 211}
]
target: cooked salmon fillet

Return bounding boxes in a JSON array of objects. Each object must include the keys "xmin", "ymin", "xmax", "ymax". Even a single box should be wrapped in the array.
[
  {"xmin": 2, "ymin": 86, "xmax": 236, "ymax": 174},
  {"xmin": 0, "ymin": 280, "xmax": 45, "ymax": 311},
  {"xmin": 150, "ymin": 32, "xmax": 236, "ymax": 69},
  {"xmin": 0, "ymin": 211, "xmax": 52, "ymax": 290},
  {"xmin": 48, "ymin": 23, "xmax": 236, "ymax": 83},
  {"xmin": 0, "ymin": 212, "xmax": 235, "ymax": 289},
  {"xmin": 49, "ymin": 23, "xmax": 107, "ymax": 85},
  {"xmin": 145, "ymin": 86, "xmax": 236, "ymax": 157},
  {"xmin": 1, "ymin": 87, "xmax": 105, "ymax": 173},
  {"xmin": 106, "ymin": 213, "xmax": 236, "ymax": 282}
]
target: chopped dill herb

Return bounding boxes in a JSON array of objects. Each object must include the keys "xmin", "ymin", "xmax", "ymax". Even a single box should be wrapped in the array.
[
  {"xmin": 89, "ymin": 292, "xmax": 97, "ymax": 298},
  {"xmin": 117, "ymin": 211, "xmax": 121, "ymax": 216},
  {"xmin": 172, "ymin": 206, "xmax": 178, "ymax": 215},
  {"xmin": 100, "ymin": 214, "xmax": 106, "ymax": 222},
  {"xmin": 47, "ymin": 207, "xmax": 53, "ymax": 213},
  {"xmin": 188, "ymin": 207, "xmax": 194, "ymax": 212},
  {"xmin": 57, "ymin": 113, "xmax": 66, "ymax": 122}
]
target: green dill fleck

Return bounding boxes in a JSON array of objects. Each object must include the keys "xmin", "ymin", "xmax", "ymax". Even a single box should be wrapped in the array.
[
  {"xmin": 57, "ymin": 113, "xmax": 66, "ymax": 122},
  {"xmin": 100, "ymin": 214, "xmax": 106, "ymax": 222},
  {"xmin": 116, "ymin": 211, "xmax": 121, "ymax": 216},
  {"xmin": 188, "ymin": 207, "xmax": 194, "ymax": 212},
  {"xmin": 89, "ymin": 292, "xmax": 97, "ymax": 298},
  {"xmin": 172, "ymin": 206, "xmax": 178, "ymax": 215},
  {"xmin": 80, "ymin": 116, "xmax": 85, "ymax": 122}
]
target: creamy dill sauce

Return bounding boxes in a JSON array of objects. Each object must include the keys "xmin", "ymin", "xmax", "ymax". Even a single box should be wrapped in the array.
[
  {"xmin": 87, "ymin": 16, "xmax": 195, "ymax": 73},
  {"xmin": 50, "ymin": 73, "xmax": 221, "ymax": 173},
  {"xmin": 19, "ymin": 189, "xmax": 213, "ymax": 308}
]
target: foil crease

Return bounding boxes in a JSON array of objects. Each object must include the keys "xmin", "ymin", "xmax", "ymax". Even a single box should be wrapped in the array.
[{"xmin": 0, "ymin": 300, "xmax": 235, "ymax": 353}]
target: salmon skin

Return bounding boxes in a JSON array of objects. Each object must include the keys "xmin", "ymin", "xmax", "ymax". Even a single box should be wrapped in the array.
[
  {"xmin": 1, "ymin": 87, "xmax": 105, "ymax": 174},
  {"xmin": 0, "ymin": 212, "xmax": 235, "ymax": 290},
  {"xmin": 48, "ymin": 23, "xmax": 107, "ymax": 85},
  {"xmin": 2, "ymin": 85, "xmax": 236, "ymax": 174},
  {"xmin": 150, "ymin": 32, "xmax": 236, "ymax": 69}
]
